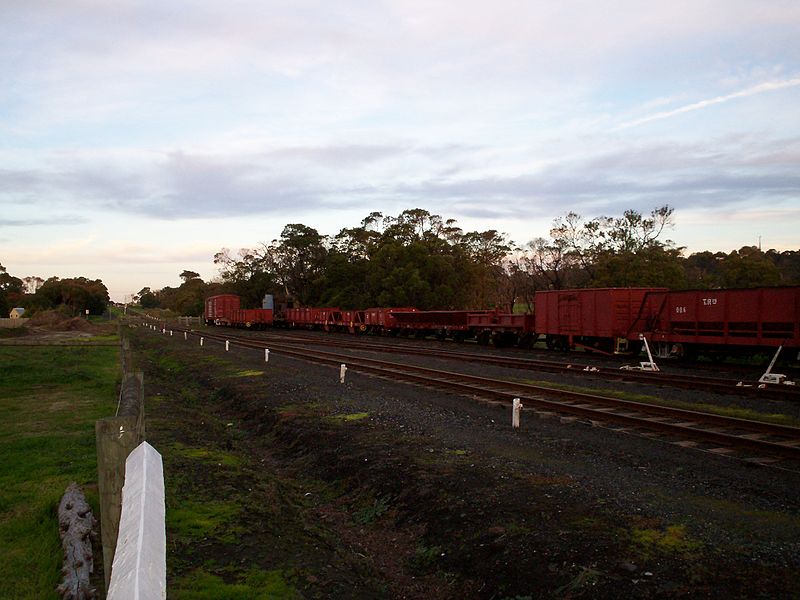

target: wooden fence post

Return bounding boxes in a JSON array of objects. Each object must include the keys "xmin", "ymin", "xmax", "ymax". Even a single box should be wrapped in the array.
[{"xmin": 96, "ymin": 368, "xmax": 145, "ymax": 592}]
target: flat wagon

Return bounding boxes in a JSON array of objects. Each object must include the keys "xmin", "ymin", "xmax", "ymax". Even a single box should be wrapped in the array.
[
  {"xmin": 466, "ymin": 311, "xmax": 536, "ymax": 347},
  {"xmin": 229, "ymin": 308, "xmax": 273, "ymax": 329}
]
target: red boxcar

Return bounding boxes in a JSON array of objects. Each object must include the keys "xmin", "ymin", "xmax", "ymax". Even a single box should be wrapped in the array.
[
  {"xmin": 635, "ymin": 287, "xmax": 800, "ymax": 358},
  {"xmin": 205, "ymin": 294, "xmax": 240, "ymax": 325},
  {"xmin": 534, "ymin": 288, "xmax": 666, "ymax": 353}
]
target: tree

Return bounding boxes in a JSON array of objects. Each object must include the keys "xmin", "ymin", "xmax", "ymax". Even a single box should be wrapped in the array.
[
  {"xmin": 684, "ymin": 251, "xmax": 725, "ymax": 289},
  {"xmin": 459, "ymin": 230, "xmax": 512, "ymax": 308},
  {"xmin": 139, "ymin": 288, "xmax": 161, "ymax": 308},
  {"xmin": 719, "ymin": 247, "xmax": 781, "ymax": 288},
  {"xmin": 179, "ymin": 270, "xmax": 201, "ymax": 284},
  {"xmin": 23, "ymin": 276, "xmax": 45, "ymax": 294},
  {"xmin": 34, "ymin": 277, "xmax": 110, "ymax": 315},
  {"xmin": 533, "ymin": 205, "xmax": 681, "ymax": 289},
  {"xmin": 267, "ymin": 224, "xmax": 329, "ymax": 306},
  {"xmin": 213, "ymin": 247, "xmax": 276, "ymax": 307}
]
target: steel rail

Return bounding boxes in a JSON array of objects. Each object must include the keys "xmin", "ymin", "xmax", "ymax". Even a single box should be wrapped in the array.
[
  {"xmin": 235, "ymin": 329, "xmax": 800, "ymax": 401},
  {"xmin": 164, "ymin": 326, "xmax": 800, "ymax": 462}
]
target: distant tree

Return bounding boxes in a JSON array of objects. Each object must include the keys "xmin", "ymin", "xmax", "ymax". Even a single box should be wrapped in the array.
[
  {"xmin": 522, "ymin": 236, "xmax": 574, "ymax": 290},
  {"xmin": 524, "ymin": 205, "xmax": 679, "ymax": 289},
  {"xmin": 23, "ymin": 276, "xmax": 45, "ymax": 294},
  {"xmin": 0, "ymin": 263, "xmax": 23, "ymax": 296},
  {"xmin": 719, "ymin": 247, "xmax": 781, "ymax": 288},
  {"xmin": 769, "ymin": 249, "xmax": 800, "ymax": 285},
  {"xmin": 593, "ymin": 247, "xmax": 687, "ymax": 288},
  {"xmin": 139, "ymin": 288, "xmax": 159, "ymax": 309},
  {"xmin": 34, "ymin": 277, "xmax": 109, "ymax": 315},
  {"xmin": 266, "ymin": 224, "xmax": 329, "ymax": 306},
  {"xmin": 459, "ymin": 229, "xmax": 512, "ymax": 308},
  {"xmin": 0, "ymin": 263, "xmax": 11, "ymax": 316},
  {"xmin": 179, "ymin": 270, "xmax": 201, "ymax": 284},
  {"xmin": 213, "ymin": 248, "xmax": 276, "ymax": 307},
  {"xmin": 684, "ymin": 251, "xmax": 725, "ymax": 289}
]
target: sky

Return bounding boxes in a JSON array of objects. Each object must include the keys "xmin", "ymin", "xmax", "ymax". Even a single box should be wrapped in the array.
[{"xmin": 1, "ymin": 1, "xmax": 799, "ymax": 302}]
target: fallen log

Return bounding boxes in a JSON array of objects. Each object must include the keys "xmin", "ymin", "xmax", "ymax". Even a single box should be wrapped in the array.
[{"xmin": 56, "ymin": 482, "xmax": 97, "ymax": 600}]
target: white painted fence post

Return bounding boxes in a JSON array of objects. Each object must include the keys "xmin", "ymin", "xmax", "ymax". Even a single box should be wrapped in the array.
[
  {"xmin": 512, "ymin": 398, "xmax": 522, "ymax": 429},
  {"xmin": 107, "ymin": 441, "xmax": 166, "ymax": 600},
  {"xmin": 340, "ymin": 364, "xmax": 347, "ymax": 383},
  {"xmin": 265, "ymin": 349, "xmax": 270, "ymax": 363}
]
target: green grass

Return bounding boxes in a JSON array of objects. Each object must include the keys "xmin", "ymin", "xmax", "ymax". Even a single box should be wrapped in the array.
[
  {"xmin": 630, "ymin": 524, "xmax": 702, "ymax": 559},
  {"xmin": 169, "ymin": 500, "xmax": 244, "ymax": 543},
  {"xmin": 168, "ymin": 441, "xmax": 244, "ymax": 468},
  {"xmin": 328, "ymin": 412, "xmax": 370, "ymax": 423},
  {"xmin": 173, "ymin": 568, "xmax": 299, "ymax": 599},
  {"xmin": 0, "ymin": 345, "xmax": 119, "ymax": 599}
]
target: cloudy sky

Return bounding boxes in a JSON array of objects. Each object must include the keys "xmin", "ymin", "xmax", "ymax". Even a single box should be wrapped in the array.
[{"xmin": 2, "ymin": 1, "xmax": 799, "ymax": 301}]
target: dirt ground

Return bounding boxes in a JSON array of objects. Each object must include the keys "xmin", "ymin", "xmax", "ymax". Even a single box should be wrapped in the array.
[{"xmin": 129, "ymin": 325, "xmax": 800, "ymax": 599}]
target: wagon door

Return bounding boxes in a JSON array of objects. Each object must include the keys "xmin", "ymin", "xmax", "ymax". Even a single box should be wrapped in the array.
[{"xmin": 558, "ymin": 294, "xmax": 581, "ymax": 335}]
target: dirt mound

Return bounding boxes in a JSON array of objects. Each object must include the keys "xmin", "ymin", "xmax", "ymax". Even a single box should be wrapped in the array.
[
  {"xmin": 28, "ymin": 310, "xmax": 68, "ymax": 328},
  {"xmin": 28, "ymin": 310, "xmax": 95, "ymax": 331},
  {"xmin": 54, "ymin": 317, "xmax": 95, "ymax": 332}
]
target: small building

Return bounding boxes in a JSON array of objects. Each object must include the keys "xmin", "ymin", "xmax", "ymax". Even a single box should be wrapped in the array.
[{"xmin": 9, "ymin": 307, "xmax": 25, "ymax": 319}]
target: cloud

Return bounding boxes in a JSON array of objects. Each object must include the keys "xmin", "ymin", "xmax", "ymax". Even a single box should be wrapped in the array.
[
  {"xmin": 0, "ymin": 216, "xmax": 88, "ymax": 227},
  {"xmin": 389, "ymin": 136, "xmax": 800, "ymax": 220},
  {"xmin": 617, "ymin": 78, "xmax": 800, "ymax": 130}
]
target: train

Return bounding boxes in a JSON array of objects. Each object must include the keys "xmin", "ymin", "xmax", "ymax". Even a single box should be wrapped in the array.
[{"xmin": 204, "ymin": 286, "xmax": 800, "ymax": 361}]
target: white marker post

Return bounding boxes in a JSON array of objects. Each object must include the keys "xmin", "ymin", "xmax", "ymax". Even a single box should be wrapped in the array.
[
  {"xmin": 200, "ymin": 337, "xmax": 204, "ymax": 347},
  {"xmin": 340, "ymin": 364, "xmax": 347, "ymax": 383},
  {"xmin": 265, "ymin": 349, "xmax": 270, "ymax": 363},
  {"xmin": 225, "ymin": 340, "xmax": 230, "ymax": 352},
  {"xmin": 170, "ymin": 330, "xmax": 173, "ymax": 336},
  {"xmin": 184, "ymin": 331, "xmax": 187, "ymax": 340},
  {"xmin": 512, "ymin": 398, "xmax": 522, "ymax": 429}
]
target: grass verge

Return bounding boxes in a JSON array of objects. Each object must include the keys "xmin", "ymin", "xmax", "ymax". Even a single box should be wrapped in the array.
[{"xmin": 0, "ymin": 343, "xmax": 118, "ymax": 599}]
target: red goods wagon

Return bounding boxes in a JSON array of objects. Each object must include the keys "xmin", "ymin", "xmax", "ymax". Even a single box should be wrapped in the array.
[
  {"xmin": 229, "ymin": 308, "xmax": 274, "ymax": 328},
  {"xmin": 283, "ymin": 307, "xmax": 341, "ymax": 329},
  {"xmin": 339, "ymin": 310, "xmax": 366, "ymax": 332},
  {"xmin": 363, "ymin": 308, "xmax": 417, "ymax": 333},
  {"xmin": 391, "ymin": 310, "xmax": 471, "ymax": 330},
  {"xmin": 390, "ymin": 310, "xmax": 489, "ymax": 340},
  {"xmin": 636, "ymin": 287, "xmax": 800, "ymax": 359},
  {"xmin": 312, "ymin": 307, "xmax": 340, "ymax": 328},
  {"xmin": 534, "ymin": 288, "xmax": 666, "ymax": 353},
  {"xmin": 284, "ymin": 307, "xmax": 314, "ymax": 327},
  {"xmin": 205, "ymin": 294, "xmax": 240, "ymax": 325},
  {"xmin": 467, "ymin": 311, "xmax": 536, "ymax": 347}
]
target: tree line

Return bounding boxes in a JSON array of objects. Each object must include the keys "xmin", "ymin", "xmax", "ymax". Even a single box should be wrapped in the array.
[
  {"xmin": 134, "ymin": 206, "xmax": 800, "ymax": 316},
  {"xmin": 0, "ymin": 265, "xmax": 110, "ymax": 318}
]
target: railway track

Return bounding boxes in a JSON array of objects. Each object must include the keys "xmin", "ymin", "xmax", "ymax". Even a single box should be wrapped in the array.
[
  {"xmin": 148, "ymin": 324, "xmax": 800, "ymax": 469},
  {"xmin": 221, "ymin": 328, "xmax": 800, "ymax": 402}
]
